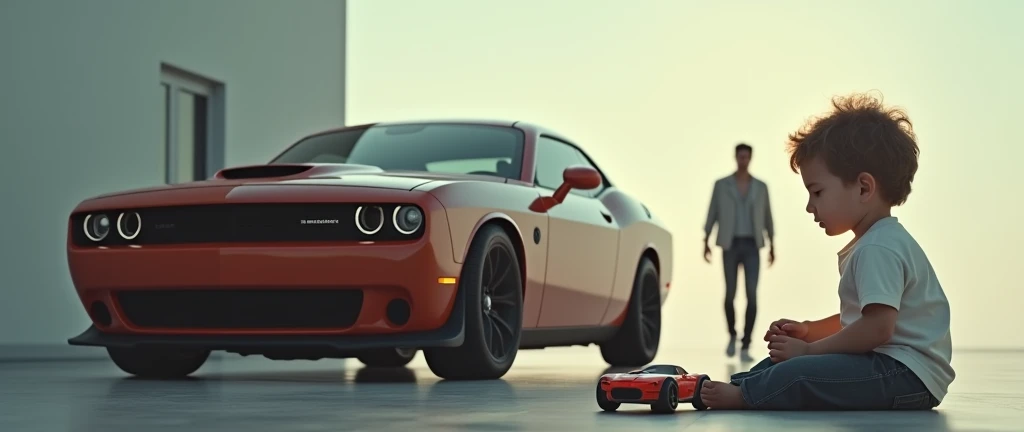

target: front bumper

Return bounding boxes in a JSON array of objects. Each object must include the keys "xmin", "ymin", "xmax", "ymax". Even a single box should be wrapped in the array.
[
  {"xmin": 66, "ymin": 240, "xmax": 467, "ymax": 353},
  {"xmin": 67, "ymin": 239, "xmax": 463, "ymax": 341},
  {"xmin": 66, "ymin": 190, "xmax": 467, "ymax": 352},
  {"xmin": 70, "ymin": 239, "xmax": 460, "ymax": 325},
  {"xmin": 601, "ymin": 381, "xmax": 664, "ymax": 403},
  {"xmin": 67, "ymin": 280, "xmax": 466, "ymax": 353}
]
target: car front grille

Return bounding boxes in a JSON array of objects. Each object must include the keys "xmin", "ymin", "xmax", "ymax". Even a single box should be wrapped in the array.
[
  {"xmin": 610, "ymin": 388, "xmax": 643, "ymax": 400},
  {"xmin": 70, "ymin": 203, "xmax": 423, "ymax": 246},
  {"xmin": 115, "ymin": 288, "xmax": 364, "ymax": 330}
]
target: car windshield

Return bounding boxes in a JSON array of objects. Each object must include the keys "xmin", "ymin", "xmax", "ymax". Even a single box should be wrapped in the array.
[
  {"xmin": 629, "ymin": 365, "xmax": 684, "ymax": 375},
  {"xmin": 270, "ymin": 123, "xmax": 525, "ymax": 179}
]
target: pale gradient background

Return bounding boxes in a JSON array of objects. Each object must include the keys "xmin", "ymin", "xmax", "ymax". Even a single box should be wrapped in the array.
[{"xmin": 346, "ymin": 0, "xmax": 1023, "ymax": 350}]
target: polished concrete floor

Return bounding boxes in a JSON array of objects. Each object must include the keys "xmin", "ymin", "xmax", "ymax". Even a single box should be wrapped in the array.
[{"xmin": 0, "ymin": 341, "xmax": 1019, "ymax": 432}]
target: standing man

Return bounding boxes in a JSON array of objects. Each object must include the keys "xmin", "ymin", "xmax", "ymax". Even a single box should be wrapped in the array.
[{"xmin": 703, "ymin": 143, "xmax": 775, "ymax": 362}]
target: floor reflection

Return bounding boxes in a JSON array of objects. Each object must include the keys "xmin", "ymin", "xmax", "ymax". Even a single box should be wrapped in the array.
[
  {"xmin": 354, "ymin": 366, "xmax": 417, "ymax": 383},
  {"xmin": 5, "ymin": 348, "xmax": 1018, "ymax": 431},
  {"xmin": 726, "ymin": 358, "xmax": 756, "ymax": 377}
]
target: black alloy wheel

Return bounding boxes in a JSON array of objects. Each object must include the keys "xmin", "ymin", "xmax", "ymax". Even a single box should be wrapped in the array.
[
  {"xmin": 599, "ymin": 257, "xmax": 661, "ymax": 366},
  {"xmin": 480, "ymin": 241, "xmax": 520, "ymax": 362},
  {"xmin": 638, "ymin": 268, "xmax": 662, "ymax": 352},
  {"xmin": 424, "ymin": 224, "xmax": 523, "ymax": 380},
  {"xmin": 651, "ymin": 379, "xmax": 679, "ymax": 413}
]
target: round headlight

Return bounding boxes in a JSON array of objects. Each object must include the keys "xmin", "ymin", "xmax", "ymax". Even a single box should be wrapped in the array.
[
  {"xmin": 393, "ymin": 206, "xmax": 422, "ymax": 234},
  {"xmin": 83, "ymin": 214, "xmax": 110, "ymax": 241},
  {"xmin": 355, "ymin": 205, "xmax": 384, "ymax": 235},
  {"xmin": 117, "ymin": 211, "xmax": 142, "ymax": 240}
]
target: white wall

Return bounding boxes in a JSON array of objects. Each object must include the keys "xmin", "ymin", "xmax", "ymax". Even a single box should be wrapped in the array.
[{"xmin": 0, "ymin": 0, "xmax": 347, "ymax": 347}]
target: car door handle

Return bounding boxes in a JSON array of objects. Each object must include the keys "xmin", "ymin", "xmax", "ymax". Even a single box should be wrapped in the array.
[{"xmin": 600, "ymin": 211, "xmax": 612, "ymax": 223}]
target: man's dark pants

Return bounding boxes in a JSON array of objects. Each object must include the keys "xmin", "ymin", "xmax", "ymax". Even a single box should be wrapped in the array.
[{"xmin": 723, "ymin": 237, "xmax": 759, "ymax": 348}]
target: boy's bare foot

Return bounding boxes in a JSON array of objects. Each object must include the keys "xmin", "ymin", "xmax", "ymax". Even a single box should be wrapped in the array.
[{"xmin": 700, "ymin": 380, "xmax": 749, "ymax": 409}]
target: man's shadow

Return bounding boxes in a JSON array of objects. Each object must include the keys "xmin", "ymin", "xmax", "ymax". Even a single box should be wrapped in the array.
[{"xmin": 727, "ymin": 355, "xmax": 756, "ymax": 377}]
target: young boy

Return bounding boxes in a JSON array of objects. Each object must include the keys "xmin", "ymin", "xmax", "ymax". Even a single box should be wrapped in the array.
[{"xmin": 700, "ymin": 92, "xmax": 955, "ymax": 410}]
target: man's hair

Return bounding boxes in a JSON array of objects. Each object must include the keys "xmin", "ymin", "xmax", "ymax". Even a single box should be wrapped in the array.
[
  {"xmin": 735, "ymin": 143, "xmax": 752, "ymax": 154},
  {"xmin": 786, "ymin": 92, "xmax": 920, "ymax": 206}
]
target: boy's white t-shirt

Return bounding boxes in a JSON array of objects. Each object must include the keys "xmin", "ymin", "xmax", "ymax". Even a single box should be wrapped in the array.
[{"xmin": 837, "ymin": 216, "xmax": 955, "ymax": 402}]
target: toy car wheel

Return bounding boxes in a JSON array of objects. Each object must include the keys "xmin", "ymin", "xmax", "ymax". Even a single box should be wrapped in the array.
[
  {"xmin": 651, "ymin": 378, "xmax": 679, "ymax": 413},
  {"xmin": 691, "ymin": 375, "xmax": 710, "ymax": 411},
  {"xmin": 599, "ymin": 257, "xmax": 660, "ymax": 367},
  {"xmin": 106, "ymin": 346, "xmax": 210, "ymax": 379},
  {"xmin": 424, "ymin": 224, "xmax": 523, "ymax": 380},
  {"xmin": 356, "ymin": 347, "xmax": 418, "ymax": 367},
  {"xmin": 595, "ymin": 382, "xmax": 620, "ymax": 412}
]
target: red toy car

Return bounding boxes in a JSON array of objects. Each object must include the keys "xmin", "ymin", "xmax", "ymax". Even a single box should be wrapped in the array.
[{"xmin": 596, "ymin": 364, "xmax": 710, "ymax": 413}]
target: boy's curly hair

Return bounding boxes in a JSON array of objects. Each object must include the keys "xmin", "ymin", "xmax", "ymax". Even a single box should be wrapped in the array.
[{"xmin": 786, "ymin": 92, "xmax": 920, "ymax": 206}]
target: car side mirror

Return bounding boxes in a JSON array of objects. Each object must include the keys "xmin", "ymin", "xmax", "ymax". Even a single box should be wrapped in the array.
[
  {"xmin": 529, "ymin": 166, "xmax": 601, "ymax": 213},
  {"xmin": 562, "ymin": 166, "xmax": 601, "ymax": 190}
]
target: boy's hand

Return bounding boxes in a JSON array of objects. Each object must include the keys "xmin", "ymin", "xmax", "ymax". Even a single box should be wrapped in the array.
[
  {"xmin": 767, "ymin": 334, "xmax": 811, "ymax": 362},
  {"xmin": 764, "ymin": 318, "xmax": 809, "ymax": 341}
]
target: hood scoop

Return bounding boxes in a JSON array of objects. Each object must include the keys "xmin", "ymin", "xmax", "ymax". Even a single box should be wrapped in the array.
[
  {"xmin": 213, "ymin": 163, "xmax": 385, "ymax": 180},
  {"xmin": 216, "ymin": 164, "xmax": 313, "ymax": 179}
]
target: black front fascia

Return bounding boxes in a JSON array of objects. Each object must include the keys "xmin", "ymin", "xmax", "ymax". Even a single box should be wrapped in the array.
[
  {"xmin": 67, "ymin": 280, "xmax": 467, "ymax": 353},
  {"xmin": 70, "ymin": 203, "xmax": 425, "ymax": 246}
]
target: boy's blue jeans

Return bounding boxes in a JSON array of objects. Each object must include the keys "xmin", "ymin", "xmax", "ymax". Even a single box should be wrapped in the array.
[{"xmin": 729, "ymin": 351, "xmax": 939, "ymax": 410}]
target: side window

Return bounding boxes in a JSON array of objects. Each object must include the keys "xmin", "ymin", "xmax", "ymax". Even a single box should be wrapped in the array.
[{"xmin": 535, "ymin": 137, "xmax": 585, "ymax": 190}]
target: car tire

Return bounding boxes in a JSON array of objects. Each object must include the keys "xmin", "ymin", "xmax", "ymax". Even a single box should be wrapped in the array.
[
  {"xmin": 106, "ymin": 346, "xmax": 210, "ymax": 379},
  {"xmin": 650, "ymin": 378, "xmax": 679, "ymax": 413},
  {"xmin": 691, "ymin": 375, "xmax": 710, "ymax": 411},
  {"xmin": 424, "ymin": 224, "xmax": 524, "ymax": 380},
  {"xmin": 356, "ymin": 347, "xmax": 417, "ymax": 368},
  {"xmin": 599, "ymin": 256, "xmax": 661, "ymax": 367},
  {"xmin": 595, "ymin": 382, "xmax": 620, "ymax": 412}
]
